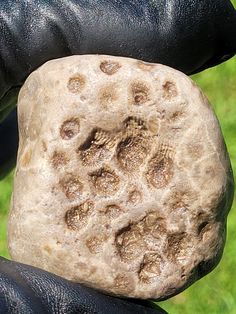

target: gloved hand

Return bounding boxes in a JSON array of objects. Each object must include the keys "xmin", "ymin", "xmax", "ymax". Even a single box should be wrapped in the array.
[
  {"xmin": 1, "ymin": 0, "xmax": 236, "ymax": 171},
  {"xmin": 0, "ymin": 257, "xmax": 166, "ymax": 313},
  {"xmin": 0, "ymin": 1, "xmax": 235, "ymax": 313}
]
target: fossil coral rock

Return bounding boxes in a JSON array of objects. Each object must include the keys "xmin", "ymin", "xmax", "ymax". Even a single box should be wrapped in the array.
[{"xmin": 8, "ymin": 55, "xmax": 234, "ymax": 300}]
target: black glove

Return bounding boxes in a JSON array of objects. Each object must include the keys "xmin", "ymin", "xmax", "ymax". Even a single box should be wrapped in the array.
[
  {"xmin": 0, "ymin": 1, "xmax": 236, "ymax": 313},
  {"xmin": 0, "ymin": 0, "xmax": 236, "ymax": 170},
  {"xmin": 1, "ymin": 0, "xmax": 236, "ymax": 117},
  {"xmin": 0, "ymin": 257, "xmax": 166, "ymax": 314},
  {"xmin": 0, "ymin": 108, "xmax": 17, "ymax": 178}
]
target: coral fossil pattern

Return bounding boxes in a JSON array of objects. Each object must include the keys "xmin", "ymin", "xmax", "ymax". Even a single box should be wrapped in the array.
[{"xmin": 9, "ymin": 55, "xmax": 234, "ymax": 300}]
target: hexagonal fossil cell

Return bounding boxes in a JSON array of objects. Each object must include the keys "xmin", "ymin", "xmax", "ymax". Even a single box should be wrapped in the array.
[
  {"xmin": 117, "ymin": 136, "xmax": 150, "ymax": 172},
  {"xmin": 115, "ymin": 212, "xmax": 167, "ymax": 262},
  {"xmin": 146, "ymin": 144, "xmax": 174, "ymax": 189},
  {"xmin": 9, "ymin": 55, "xmax": 234, "ymax": 301},
  {"xmin": 89, "ymin": 167, "xmax": 120, "ymax": 196},
  {"xmin": 86, "ymin": 234, "xmax": 108, "ymax": 254},
  {"xmin": 65, "ymin": 200, "xmax": 94, "ymax": 230},
  {"xmin": 67, "ymin": 74, "xmax": 86, "ymax": 93},
  {"xmin": 138, "ymin": 253, "xmax": 162, "ymax": 284},
  {"xmin": 51, "ymin": 150, "xmax": 69, "ymax": 169},
  {"xmin": 60, "ymin": 118, "xmax": 80, "ymax": 140},
  {"xmin": 99, "ymin": 204, "xmax": 123, "ymax": 219},
  {"xmin": 100, "ymin": 60, "xmax": 121, "ymax": 75},
  {"xmin": 128, "ymin": 189, "xmax": 142, "ymax": 204},
  {"xmin": 78, "ymin": 128, "xmax": 117, "ymax": 166},
  {"xmin": 59, "ymin": 174, "xmax": 83, "ymax": 200},
  {"xmin": 115, "ymin": 117, "xmax": 152, "ymax": 172},
  {"xmin": 130, "ymin": 81, "xmax": 150, "ymax": 105},
  {"xmin": 162, "ymin": 80, "xmax": 178, "ymax": 99}
]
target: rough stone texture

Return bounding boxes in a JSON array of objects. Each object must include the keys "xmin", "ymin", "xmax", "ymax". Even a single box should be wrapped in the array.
[{"xmin": 8, "ymin": 55, "xmax": 234, "ymax": 300}]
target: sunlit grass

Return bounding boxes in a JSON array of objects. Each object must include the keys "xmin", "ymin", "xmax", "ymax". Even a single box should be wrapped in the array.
[{"xmin": 0, "ymin": 169, "xmax": 13, "ymax": 259}]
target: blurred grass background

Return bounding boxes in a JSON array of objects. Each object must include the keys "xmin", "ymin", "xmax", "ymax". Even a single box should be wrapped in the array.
[{"xmin": 0, "ymin": 6, "xmax": 236, "ymax": 313}]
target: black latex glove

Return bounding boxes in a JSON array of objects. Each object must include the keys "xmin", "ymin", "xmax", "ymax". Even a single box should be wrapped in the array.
[{"xmin": 0, "ymin": 1, "xmax": 236, "ymax": 313}]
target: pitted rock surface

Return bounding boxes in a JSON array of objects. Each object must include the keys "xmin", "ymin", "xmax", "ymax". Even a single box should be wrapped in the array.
[{"xmin": 8, "ymin": 55, "xmax": 234, "ymax": 300}]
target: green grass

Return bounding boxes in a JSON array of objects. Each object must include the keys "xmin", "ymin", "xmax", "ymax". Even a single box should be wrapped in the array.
[{"xmin": 0, "ymin": 169, "xmax": 13, "ymax": 259}]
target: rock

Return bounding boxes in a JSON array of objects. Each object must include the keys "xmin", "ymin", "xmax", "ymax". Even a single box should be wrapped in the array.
[{"xmin": 8, "ymin": 55, "xmax": 234, "ymax": 300}]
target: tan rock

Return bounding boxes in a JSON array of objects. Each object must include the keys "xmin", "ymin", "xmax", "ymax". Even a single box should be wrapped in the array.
[{"xmin": 8, "ymin": 55, "xmax": 234, "ymax": 300}]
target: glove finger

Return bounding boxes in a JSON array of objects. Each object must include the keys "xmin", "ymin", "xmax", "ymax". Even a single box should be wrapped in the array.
[
  {"xmin": 0, "ymin": 0, "xmax": 236, "ymax": 102},
  {"xmin": 0, "ymin": 257, "xmax": 167, "ymax": 314},
  {"xmin": 0, "ymin": 108, "xmax": 18, "ymax": 179}
]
